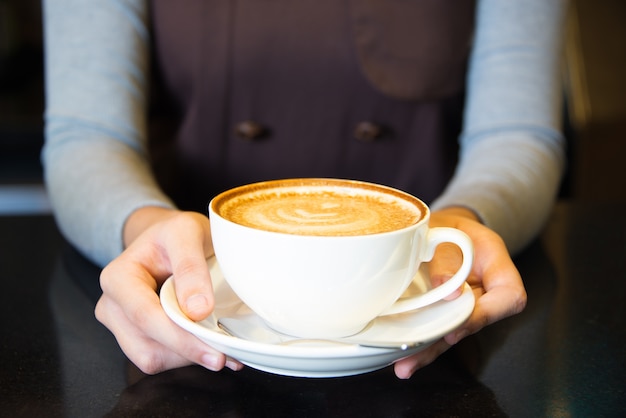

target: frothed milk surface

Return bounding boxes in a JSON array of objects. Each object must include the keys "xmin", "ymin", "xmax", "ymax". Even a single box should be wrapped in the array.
[{"xmin": 213, "ymin": 180, "xmax": 424, "ymax": 236}]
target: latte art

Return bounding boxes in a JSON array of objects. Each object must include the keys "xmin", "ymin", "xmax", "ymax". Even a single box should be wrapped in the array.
[
  {"xmin": 214, "ymin": 182, "xmax": 423, "ymax": 236},
  {"xmin": 240, "ymin": 195, "xmax": 384, "ymax": 235}
]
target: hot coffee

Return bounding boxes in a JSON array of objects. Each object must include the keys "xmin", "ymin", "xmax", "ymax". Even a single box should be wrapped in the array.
[
  {"xmin": 208, "ymin": 178, "xmax": 473, "ymax": 339},
  {"xmin": 212, "ymin": 179, "xmax": 424, "ymax": 236}
]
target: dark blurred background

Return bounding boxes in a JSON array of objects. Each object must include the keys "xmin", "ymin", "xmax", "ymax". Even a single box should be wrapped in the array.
[
  {"xmin": 0, "ymin": 0, "xmax": 46, "ymax": 213},
  {"xmin": 0, "ymin": 0, "xmax": 625, "ymax": 214}
]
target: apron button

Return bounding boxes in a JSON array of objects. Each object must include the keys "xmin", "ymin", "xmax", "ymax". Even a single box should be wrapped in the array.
[
  {"xmin": 354, "ymin": 121, "xmax": 384, "ymax": 142},
  {"xmin": 234, "ymin": 120, "xmax": 268, "ymax": 140}
]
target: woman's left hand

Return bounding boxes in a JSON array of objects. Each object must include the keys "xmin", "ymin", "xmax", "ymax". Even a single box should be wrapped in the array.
[{"xmin": 393, "ymin": 207, "xmax": 527, "ymax": 379}]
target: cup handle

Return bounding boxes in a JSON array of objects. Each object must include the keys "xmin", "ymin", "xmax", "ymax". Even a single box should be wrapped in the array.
[{"xmin": 379, "ymin": 227, "xmax": 474, "ymax": 316}]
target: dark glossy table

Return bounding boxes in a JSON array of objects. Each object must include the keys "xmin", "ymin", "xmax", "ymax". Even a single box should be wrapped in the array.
[{"xmin": 1, "ymin": 202, "xmax": 624, "ymax": 417}]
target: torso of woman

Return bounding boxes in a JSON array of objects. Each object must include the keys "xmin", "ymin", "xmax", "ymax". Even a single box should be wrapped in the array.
[{"xmin": 149, "ymin": 0, "xmax": 475, "ymax": 211}]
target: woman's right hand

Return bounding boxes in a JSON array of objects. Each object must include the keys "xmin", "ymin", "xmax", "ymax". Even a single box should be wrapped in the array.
[{"xmin": 95, "ymin": 207, "xmax": 243, "ymax": 374}]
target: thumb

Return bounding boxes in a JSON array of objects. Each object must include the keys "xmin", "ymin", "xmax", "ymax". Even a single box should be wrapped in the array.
[
  {"xmin": 161, "ymin": 213, "xmax": 216, "ymax": 321},
  {"xmin": 174, "ymin": 259, "xmax": 214, "ymax": 321}
]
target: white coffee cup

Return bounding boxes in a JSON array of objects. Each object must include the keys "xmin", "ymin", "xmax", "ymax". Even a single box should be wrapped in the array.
[{"xmin": 208, "ymin": 178, "xmax": 474, "ymax": 339}]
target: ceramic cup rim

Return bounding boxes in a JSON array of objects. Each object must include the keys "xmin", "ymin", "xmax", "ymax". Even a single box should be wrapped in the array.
[{"xmin": 208, "ymin": 177, "xmax": 430, "ymax": 238}]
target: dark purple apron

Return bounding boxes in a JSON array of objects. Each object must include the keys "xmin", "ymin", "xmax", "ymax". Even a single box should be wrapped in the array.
[{"xmin": 148, "ymin": 0, "xmax": 475, "ymax": 212}]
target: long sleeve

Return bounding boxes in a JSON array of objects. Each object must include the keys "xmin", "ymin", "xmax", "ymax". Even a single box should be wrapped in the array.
[
  {"xmin": 431, "ymin": 0, "xmax": 568, "ymax": 255},
  {"xmin": 43, "ymin": 0, "xmax": 568, "ymax": 267},
  {"xmin": 42, "ymin": 0, "xmax": 175, "ymax": 267}
]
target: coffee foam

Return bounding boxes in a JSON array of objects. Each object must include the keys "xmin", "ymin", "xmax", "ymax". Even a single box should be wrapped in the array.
[{"xmin": 214, "ymin": 182, "xmax": 423, "ymax": 236}]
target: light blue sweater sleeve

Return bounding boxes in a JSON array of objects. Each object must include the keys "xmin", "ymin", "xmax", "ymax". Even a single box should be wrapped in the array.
[
  {"xmin": 42, "ymin": 0, "xmax": 567, "ymax": 267},
  {"xmin": 431, "ymin": 0, "xmax": 568, "ymax": 254},
  {"xmin": 42, "ymin": 0, "xmax": 175, "ymax": 267}
]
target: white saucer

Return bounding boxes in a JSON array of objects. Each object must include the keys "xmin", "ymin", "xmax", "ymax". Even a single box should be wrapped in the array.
[{"xmin": 160, "ymin": 257, "xmax": 475, "ymax": 378}]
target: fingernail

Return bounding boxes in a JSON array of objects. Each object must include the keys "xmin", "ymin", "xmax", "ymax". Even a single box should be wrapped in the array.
[
  {"xmin": 185, "ymin": 294, "xmax": 209, "ymax": 316},
  {"xmin": 226, "ymin": 359, "xmax": 243, "ymax": 371},
  {"xmin": 451, "ymin": 329, "xmax": 469, "ymax": 345},
  {"xmin": 201, "ymin": 353, "xmax": 221, "ymax": 371}
]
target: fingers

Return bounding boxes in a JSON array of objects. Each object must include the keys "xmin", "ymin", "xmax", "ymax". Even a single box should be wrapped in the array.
[
  {"xmin": 393, "ymin": 339, "xmax": 451, "ymax": 379},
  {"xmin": 97, "ymin": 261, "xmax": 225, "ymax": 373},
  {"xmin": 96, "ymin": 289, "xmax": 242, "ymax": 374},
  {"xmin": 428, "ymin": 242, "xmax": 464, "ymax": 300},
  {"xmin": 96, "ymin": 211, "xmax": 243, "ymax": 375},
  {"xmin": 396, "ymin": 208, "xmax": 528, "ymax": 379},
  {"xmin": 96, "ymin": 295, "xmax": 204, "ymax": 373},
  {"xmin": 446, "ymin": 227, "xmax": 526, "ymax": 346},
  {"xmin": 471, "ymin": 230, "xmax": 526, "ymax": 315},
  {"xmin": 446, "ymin": 278, "xmax": 525, "ymax": 347}
]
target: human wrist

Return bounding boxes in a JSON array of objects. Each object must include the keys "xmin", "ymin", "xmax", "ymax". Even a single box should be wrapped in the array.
[{"xmin": 123, "ymin": 206, "xmax": 179, "ymax": 247}]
